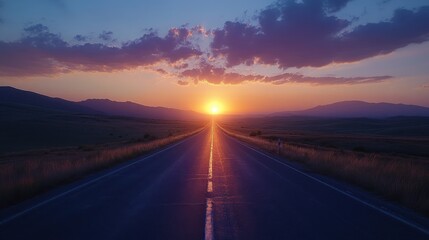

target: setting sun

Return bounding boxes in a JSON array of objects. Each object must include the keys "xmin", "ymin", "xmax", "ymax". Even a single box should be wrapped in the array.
[
  {"xmin": 211, "ymin": 105, "xmax": 219, "ymax": 115},
  {"xmin": 207, "ymin": 102, "xmax": 223, "ymax": 115}
]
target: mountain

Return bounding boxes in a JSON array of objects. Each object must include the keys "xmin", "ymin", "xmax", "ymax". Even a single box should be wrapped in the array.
[
  {"xmin": 270, "ymin": 101, "xmax": 429, "ymax": 118},
  {"xmin": 0, "ymin": 86, "xmax": 206, "ymax": 121},
  {"xmin": 0, "ymin": 86, "xmax": 97, "ymax": 114},
  {"xmin": 78, "ymin": 99, "xmax": 206, "ymax": 121}
]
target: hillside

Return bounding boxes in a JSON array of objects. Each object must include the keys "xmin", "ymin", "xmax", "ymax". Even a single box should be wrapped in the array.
[
  {"xmin": 271, "ymin": 101, "xmax": 429, "ymax": 118},
  {"xmin": 79, "ymin": 99, "xmax": 206, "ymax": 121}
]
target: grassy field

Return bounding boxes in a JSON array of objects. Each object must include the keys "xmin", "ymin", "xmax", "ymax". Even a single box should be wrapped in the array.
[
  {"xmin": 0, "ymin": 103, "xmax": 206, "ymax": 154},
  {"xmin": 0, "ymin": 108, "xmax": 207, "ymax": 208},
  {"xmin": 219, "ymin": 116, "xmax": 429, "ymax": 216}
]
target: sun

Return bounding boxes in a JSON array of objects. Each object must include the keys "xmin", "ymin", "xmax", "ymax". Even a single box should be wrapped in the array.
[
  {"xmin": 211, "ymin": 105, "xmax": 219, "ymax": 115},
  {"xmin": 207, "ymin": 102, "xmax": 222, "ymax": 115}
]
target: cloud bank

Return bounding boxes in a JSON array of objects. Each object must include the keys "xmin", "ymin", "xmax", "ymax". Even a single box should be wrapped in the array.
[
  {"xmin": 1, "ymin": 0, "xmax": 428, "ymax": 86},
  {"xmin": 0, "ymin": 24, "xmax": 202, "ymax": 76},
  {"xmin": 211, "ymin": 0, "xmax": 429, "ymax": 68},
  {"xmin": 176, "ymin": 61, "xmax": 391, "ymax": 85}
]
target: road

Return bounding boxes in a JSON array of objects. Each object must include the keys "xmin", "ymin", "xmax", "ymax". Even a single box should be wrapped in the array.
[{"xmin": 0, "ymin": 121, "xmax": 428, "ymax": 239}]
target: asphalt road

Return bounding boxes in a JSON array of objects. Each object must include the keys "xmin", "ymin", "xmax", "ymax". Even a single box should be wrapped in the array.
[{"xmin": 0, "ymin": 121, "xmax": 428, "ymax": 239}]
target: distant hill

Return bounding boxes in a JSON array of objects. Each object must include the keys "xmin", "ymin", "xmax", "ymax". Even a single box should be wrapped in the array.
[
  {"xmin": 0, "ymin": 86, "xmax": 206, "ymax": 121},
  {"xmin": 271, "ymin": 101, "xmax": 429, "ymax": 118},
  {"xmin": 0, "ymin": 86, "xmax": 97, "ymax": 114},
  {"xmin": 79, "ymin": 99, "xmax": 206, "ymax": 121}
]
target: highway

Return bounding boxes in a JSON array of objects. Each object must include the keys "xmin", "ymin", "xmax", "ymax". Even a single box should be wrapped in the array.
[{"xmin": 0, "ymin": 121, "xmax": 428, "ymax": 239}]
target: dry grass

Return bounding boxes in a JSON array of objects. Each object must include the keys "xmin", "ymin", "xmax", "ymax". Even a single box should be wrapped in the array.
[
  {"xmin": 220, "ymin": 125, "xmax": 429, "ymax": 216},
  {"xmin": 0, "ymin": 127, "xmax": 204, "ymax": 208}
]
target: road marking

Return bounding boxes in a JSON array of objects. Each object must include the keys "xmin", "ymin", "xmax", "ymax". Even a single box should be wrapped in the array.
[
  {"xmin": 208, "ymin": 123, "xmax": 214, "ymax": 180},
  {"xmin": 205, "ymin": 198, "xmax": 214, "ymax": 240},
  {"xmin": 207, "ymin": 181, "xmax": 213, "ymax": 193},
  {"xmin": 224, "ymin": 131, "xmax": 429, "ymax": 236},
  {"xmin": 204, "ymin": 122, "xmax": 215, "ymax": 239},
  {"xmin": 207, "ymin": 124, "xmax": 214, "ymax": 193},
  {"xmin": 0, "ymin": 132, "xmax": 202, "ymax": 226}
]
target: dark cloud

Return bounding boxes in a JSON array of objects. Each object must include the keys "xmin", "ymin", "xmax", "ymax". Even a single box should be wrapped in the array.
[
  {"xmin": 24, "ymin": 24, "xmax": 50, "ymax": 34},
  {"xmin": 0, "ymin": 0, "xmax": 420, "ymax": 87},
  {"xmin": 99, "ymin": 31, "xmax": 113, "ymax": 41},
  {"xmin": 0, "ymin": 25, "xmax": 202, "ymax": 77},
  {"xmin": 180, "ymin": 62, "xmax": 265, "ymax": 84},
  {"xmin": 74, "ymin": 34, "xmax": 88, "ymax": 42},
  {"xmin": 211, "ymin": 0, "xmax": 429, "ymax": 69},
  {"xmin": 174, "ymin": 63, "xmax": 189, "ymax": 69},
  {"xmin": 337, "ymin": 7, "xmax": 429, "ymax": 62},
  {"xmin": 177, "ymin": 80, "xmax": 189, "ymax": 85},
  {"xmin": 263, "ymin": 73, "xmax": 391, "ymax": 85},
  {"xmin": 155, "ymin": 68, "xmax": 167, "ymax": 74},
  {"xmin": 178, "ymin": 61, "xmax": 390, "ymax": 85}
]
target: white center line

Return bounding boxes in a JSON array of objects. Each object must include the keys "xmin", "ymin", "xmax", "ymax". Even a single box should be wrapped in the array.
[
  {"xmin": 207, "ymin": 181, "xmax": 213, "ymax": 193},
  {"xmin": 205, "ymin": 198, "xmax": 214, "ymax": 240},
  {"xmin": 207, "ymin": 124, "xmax": 214, "ymax": 192},
  {"xmin": 204, "ymin": 122, "xmax": 215, "ymax": 240}
]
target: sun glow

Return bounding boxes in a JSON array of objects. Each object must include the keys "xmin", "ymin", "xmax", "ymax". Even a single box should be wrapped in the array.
[
  {"xmin": 211, "ymin": 105, "xmax": 219, "ymax": 114},
  {"xmin": 207, "ymin": 102, "xmax": 222, "ymax": 115}
]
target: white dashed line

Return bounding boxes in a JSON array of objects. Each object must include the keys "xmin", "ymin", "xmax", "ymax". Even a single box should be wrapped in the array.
[
  {"xmin": 204, "ymin": 198, "xmax": 214, "ymax": 240},
  {"xmin": 204, "ymin": 122, "xmax": 215, "ymax": 240}
]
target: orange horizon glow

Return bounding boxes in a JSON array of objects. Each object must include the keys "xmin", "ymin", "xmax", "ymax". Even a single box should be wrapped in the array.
[{"xmin": 2, "ymin": 70, "xmax": 429, "ymax": 115}]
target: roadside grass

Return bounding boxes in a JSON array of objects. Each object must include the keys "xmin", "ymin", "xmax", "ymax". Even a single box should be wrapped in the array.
[
  {"xmin": 0, "ymin": 127, "xmax": 204, "ymax": 209},
  {"xmin": 220, "ymin": 125, "xmax": 429, "ymax": 216}
]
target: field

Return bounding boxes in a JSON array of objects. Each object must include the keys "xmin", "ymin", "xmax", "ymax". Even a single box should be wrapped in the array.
[
  {"xmin": 219, "ymin": 116, "xmax": 429, "ymax": 216},
  {"xmin": 0, "ymin": 102, "xmax": 206, "ymax": 154},
  {"xmin": 0, "ymin": 105, "xmax": 207, "ymax": 208}
]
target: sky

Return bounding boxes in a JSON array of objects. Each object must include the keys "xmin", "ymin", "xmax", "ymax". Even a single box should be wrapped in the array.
[{"xmin": 0, "ymin": 0, "xmax": 429, "ymax": 114}]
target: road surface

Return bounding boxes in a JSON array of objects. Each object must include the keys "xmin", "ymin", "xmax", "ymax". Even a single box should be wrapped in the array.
[{"xmin": 1, "ymin": 121, "xmax": 428, "ymax": 239}]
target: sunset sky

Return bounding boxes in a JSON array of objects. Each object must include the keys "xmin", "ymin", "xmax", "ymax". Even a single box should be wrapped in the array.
[{"xmin": 1, "ymin": 0, "xmax": 429, "ymax": 114}]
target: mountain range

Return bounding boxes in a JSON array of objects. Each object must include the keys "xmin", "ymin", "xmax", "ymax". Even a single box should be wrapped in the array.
[
  {"xmin": 0, "ymin": 86, "xmax": 205, "ymax": 121},
  {"xmin": 79, "ymin": 99, "xmax": 204, "ymax": 121},
  {"xmin": 270, "ymin": 101, "xmax": 429, "ymax": 118},
  {"xmin": 2, "ymin": 86, "xmax": 429, "ymax": 119}
]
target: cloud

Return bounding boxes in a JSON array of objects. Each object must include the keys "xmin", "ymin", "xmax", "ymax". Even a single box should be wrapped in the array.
[
  {"xmin": 0, "ymin": 25, "xmax": 202, "ymax": 77},
  {"xmin": 99, "ymin": 31, "xmax": 113, "ymax": 41},
  {"xmin": 0, "ymin": 0, "xmax": 419, "ymax": 87},
  {"xmin": 24, "ymin": 24, "xmax": 50, "ymax": 34},
  {"xmin": 211, "ymin": 0, "xmax": 429, "ymax": 68},
  {"xmin": 323, "ymin": 0, "xmax": 352, "ymax": 13},
  {"xmin": 155, "ymin": 68, "xmax": 168, "ymax": 74},
  {"xmin": 174, "ymin": 62, "xmax": 189, "ymax": 69},
  {"xmin": 177, "ymin": 80, "xmax": 189, "ymax": 85},
  {"xmin": 73, "ymin": 34, "xmax": 88, "ymax": 42},
  {"xmin": 263, "ymin": 73, "xmax": 391, "ymax": 85},
  {"xmin": 180, "ymin": 62, "xmax": 265, "ymax": 85},
  {"xmin": 178, "ymin": 61, "xmax": 391, "ymax": 85}
]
